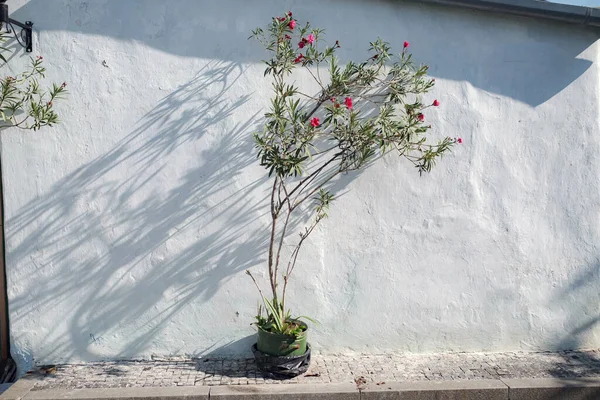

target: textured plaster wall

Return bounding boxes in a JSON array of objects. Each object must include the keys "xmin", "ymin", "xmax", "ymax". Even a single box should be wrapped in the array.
[{"xmin": 3, "ymin": 0, "xmax": 600, "ymax": 373}]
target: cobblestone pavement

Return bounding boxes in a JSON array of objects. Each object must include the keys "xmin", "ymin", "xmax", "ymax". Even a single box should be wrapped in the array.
[{"xmin": 29, "ymin": 349, "xmax": 600, "ymax": 389}]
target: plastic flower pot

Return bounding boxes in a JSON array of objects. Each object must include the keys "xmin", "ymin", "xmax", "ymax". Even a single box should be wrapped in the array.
[{"xmin": 256, "ymin": 323, "xmax": 308, "ymax": 357}]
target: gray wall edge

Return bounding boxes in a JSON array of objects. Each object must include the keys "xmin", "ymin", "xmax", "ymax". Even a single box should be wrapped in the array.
[{"xmin": 407, "ymin": 0, "xmax": 600, "ymax": 29}]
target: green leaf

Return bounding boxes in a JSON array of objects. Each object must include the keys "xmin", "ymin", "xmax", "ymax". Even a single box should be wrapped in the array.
[{"xmin": 295, "ymin": 315, "xmax": 320, "ymax": 325}]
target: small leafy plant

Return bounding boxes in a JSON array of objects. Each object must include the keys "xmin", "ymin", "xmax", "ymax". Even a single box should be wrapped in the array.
[
  {"xmin": 0, "ymin": 34, "xmax": 67, "ymax": 131},
  {"xmin": 247, "ymin": 12, "xmax": 458, "ymax": 337}
]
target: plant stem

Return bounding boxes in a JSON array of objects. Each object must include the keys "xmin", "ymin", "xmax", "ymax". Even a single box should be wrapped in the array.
[
  {"xmin": 274, "ymin": 192, "xmax": 292, "ymax": 312},
  {"xmin": 287, "ymin": 152, "xmax": 342, "ymax": 202},
  {"xmin": 246, "ymin": 270, "xmax": 268, "ymax": 309},
  {"xmin": 268, "ymin": 176, "xmax": 279, "ymax": 302},
  {"xmin": 282, "ymin": 219, "xmax": 319, "ymax": 305},
  {"xmin": 293, "ymin": 168, "xmax": 341, "ymax": 208}
]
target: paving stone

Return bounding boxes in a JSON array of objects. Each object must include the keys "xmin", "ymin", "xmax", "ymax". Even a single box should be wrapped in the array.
[{"xmin": 23, "ymin": 349, "xmax": 600, "ymax": 389}]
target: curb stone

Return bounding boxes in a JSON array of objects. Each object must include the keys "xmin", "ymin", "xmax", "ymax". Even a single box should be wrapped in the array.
[
  {"xmin": 361, "ymin": 380, "xmax": 508, "ymax": 400},
  {"xmin": 0, "ymin": 385, "xmax": 13, "ymax": 396},
  {"xmin": 24, "ymin": 387, "xmax": 210, "ymax": 400},
  {"xmin": 210, "ymin": 383, "xmax": 358, "ymax": 399},
  {"xmin": 502, "ymin": 377, "xmax": 600, "ymax": 400},
  {"xmin": 1, "ymin": 377, "xmax": 35, "ymax": 400},
  {"xmin": 2, "ymin": 378, "xmax": 600, "ymax": 399}
]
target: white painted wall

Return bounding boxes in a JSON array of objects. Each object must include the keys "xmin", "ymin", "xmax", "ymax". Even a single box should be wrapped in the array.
[{"xmin": 3, "ymin": 0, "xmax": 600, "ymax": 374}]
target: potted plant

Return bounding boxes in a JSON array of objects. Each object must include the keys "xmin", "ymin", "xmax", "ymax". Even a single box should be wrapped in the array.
[{"xmin": 247, "ymin": 12, "xmax": 458, "ymax": 377}]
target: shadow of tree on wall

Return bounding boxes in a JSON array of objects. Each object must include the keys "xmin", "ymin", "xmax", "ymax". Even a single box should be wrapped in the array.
[
  {"xmin": 5, "ymin": 60, "xmax": 271, "ymax": 365},
  {"xmin": 12, "ymin": 0, "xmax": 598, "ymax": 107},
  {"xmin": 4, "ymin": 54, "xmax": 367, "ymax": 368}
]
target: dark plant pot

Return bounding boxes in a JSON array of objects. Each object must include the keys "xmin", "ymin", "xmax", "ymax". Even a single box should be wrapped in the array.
[{"xmin": 256, "ymin": 323, "xmax": 308, "ymax": 357}]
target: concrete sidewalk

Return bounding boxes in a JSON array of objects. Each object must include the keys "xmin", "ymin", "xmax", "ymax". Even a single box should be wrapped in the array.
[
  {"xmin": 23, "ymin": 348, "xmax": 600, "ymax": 388},
  {"xmin": 2, "ymin": 349, "xmax": 600, "ymax": 399},
  {"xmin": 4, "ymin": 377, "xmax": 600, "ymax": 399}
]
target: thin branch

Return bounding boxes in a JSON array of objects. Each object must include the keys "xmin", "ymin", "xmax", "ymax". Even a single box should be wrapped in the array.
[
  {"xmin": 287, "ymin": 151, "xmax": 342, "ymax": 200},
  {"xmin": 293, "ymin": 168, "xmax": 341, "ymax": 209},
  {"xmin": 303, "ymin": 98, "xmax": 326, "ymax": 123},
  {"xmin": 274, "ymin": 182, "xmax": 292, "ymax": 292},
  {"xmin": 282, "ymin": 217, "xmax": 321, "ymax": 304},
  {"xmin": 267, "ymin": 176, "xmax": 279, "ymax": 300},
  {"xmin": 311, "ymin": 144, "xmax": 338, "ymax": 157},
  {"xmin": 297, "ymin": 91, "xmax": 320, "ymax": 101},
  {"xmin": 305, "ymin": 65, "xmax": 325, "ymax": 91},
  {"xmin": 246, "ymin": 270, "xmax": 268, "ymax": 309},
  {"xmin": 315, "ymin": 38, "xmax": 323, "ymax": 84}
]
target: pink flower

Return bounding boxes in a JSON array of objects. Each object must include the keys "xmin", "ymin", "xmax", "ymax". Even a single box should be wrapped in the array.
[
  {"xmin": 307, "ymin": 33, "xmax": 315, "ymax": 44},
  {"xmin": 294, "ymin": 54, "xmax": 304, "ymax": 63},
  {"xmin": 404, "ymin": 41, "xmax": 410, "ymax": 49},
  {"xmin": 298, "ymin": 41, "xmax": 305, "ymax": 49},
  {"xmin": 310, "ymin": 117, "xmax": 320, "ymax": 127},
  {"xmin": 433, "ymin": 99, "xmax": 440, "ymax": 107},
  {"xmin": 278, "ymin": 17, "xmax": 286, "ymax": 21},
  {"xmin": 288, "ymin": 11, "xmax": 293, "ymax": 17},
  {"xmin": 37, "ymin": 55, "xmax": 43, "ymax": 60},
  {"xmin": 289, "ymin": 19, "xmax": 296, "ymax": 30},
  {"xmin": 457, "ymin": 138, "xmax": 463, "ymax": 144},
  {"xmin": 61, "ymin": 82, "xmax": 67, "ymax": 88},
  {"xmin": 417, "ymin": 113, "xmax": 425, "ymax": 122},
  {"xmin": 345, "ymin": 97, "xmax": 353, "ymax": 109},
  {"xmin": 330, "ymin": 97, "xmax": 336, "ymax": 102}
]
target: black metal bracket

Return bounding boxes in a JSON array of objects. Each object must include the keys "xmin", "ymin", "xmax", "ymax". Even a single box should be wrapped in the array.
[
  {"xmin": 0, "ymin": 1, "xmax": 33, "ymax": 53},
  {"xmin": 6, "ymin": 19, "xmax": 33, "ymax": 53}
]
